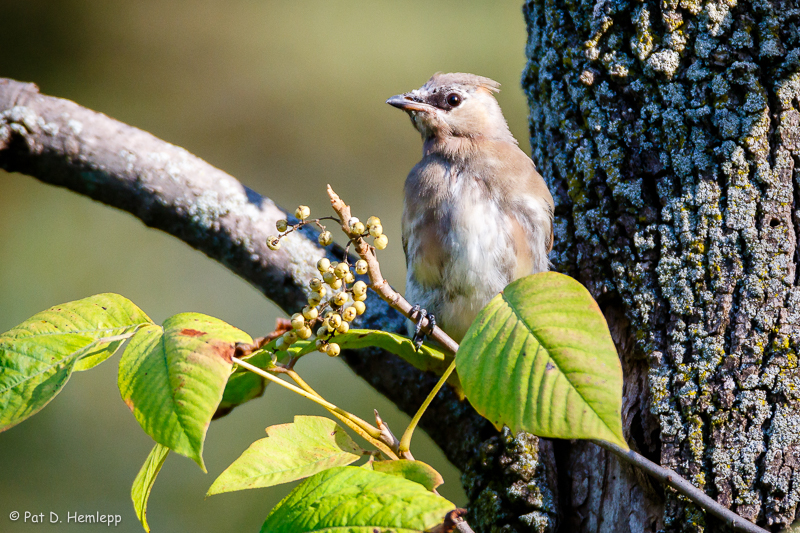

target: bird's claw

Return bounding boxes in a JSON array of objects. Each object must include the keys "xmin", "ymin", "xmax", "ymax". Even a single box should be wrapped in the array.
[{"xmin": 411, "ymin": 304, "xmax": 436, "ymax": 351}]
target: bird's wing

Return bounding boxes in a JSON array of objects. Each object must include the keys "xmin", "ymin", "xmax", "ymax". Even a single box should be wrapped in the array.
[{"xmin": 477, "ymin": 141, "xmax": 554, "ymax": 272}]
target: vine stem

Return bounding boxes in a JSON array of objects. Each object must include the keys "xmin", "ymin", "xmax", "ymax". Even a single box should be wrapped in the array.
[
  {"xmin": 398, "ymin": 359, "xmax": 457, "ymax": 454},
  {"xmin": 326, "ymin": 184, "xmax": 770, "ymax": 533},
  {"xmin": 231, "ymin": 356, "xmax": 382, "ymax": 441},
  {"xmin": 592, "ymin": 440, "xmax": 768, "ymax": 533}
]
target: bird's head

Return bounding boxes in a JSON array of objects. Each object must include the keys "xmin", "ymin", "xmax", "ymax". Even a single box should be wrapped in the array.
[{"xmin": 387, "ymin": 72, "xmax": 514, "ymax": 145}]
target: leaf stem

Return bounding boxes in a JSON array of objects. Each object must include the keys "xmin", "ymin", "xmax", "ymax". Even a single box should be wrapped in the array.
[
  {"xmin": 398, "ymin": 359, "xmax": 457, "ymax": 454},
  {"xmin": 231, "ymin": 356, "xmax": 383, "ymax": 441},
  {"xmin": 283, "ymin": 369, "xmax": 382, "ymax": 439}
]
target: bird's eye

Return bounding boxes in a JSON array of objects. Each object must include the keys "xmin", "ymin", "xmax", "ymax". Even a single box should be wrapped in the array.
[{"xmin": 446, "ymin": 93, "xmax": 461, "ymax": 107}]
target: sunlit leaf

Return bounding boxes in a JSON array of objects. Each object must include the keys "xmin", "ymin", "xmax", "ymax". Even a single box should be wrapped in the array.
[
  {"xmin": 131, "ymin": 443, "xmax": 170, "ymax": 533},
  {"xmin": 118, "ymin": 313, "xmax": 252, "ymax": 470},
  {"xmin": 0, "ymin": 294, "xmax": 152, "ymax": 432},
  {"xmin": 369, "ymin": 459, "xmax": 444, "ymax": 492},
  {"xmin": 207, "ymin": 416, "xmax": 362, "ymax": 496},
  {"xmin": 456, "ymin": 272, "xmax": 626, "ymax": 448},
  {"xmin": 261, "ymin": 466, "xmax": 455, "ymax": 533}
]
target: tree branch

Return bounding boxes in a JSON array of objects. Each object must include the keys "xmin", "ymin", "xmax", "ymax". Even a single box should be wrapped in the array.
[{"xmin": 0, "ymin": 77, "xmax": 492, "ymax": 470}]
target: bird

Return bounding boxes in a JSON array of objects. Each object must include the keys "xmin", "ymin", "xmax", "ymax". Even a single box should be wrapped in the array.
[{"xmin": 386, "ymin": 72, "xmax": 554, "ymax": 344}]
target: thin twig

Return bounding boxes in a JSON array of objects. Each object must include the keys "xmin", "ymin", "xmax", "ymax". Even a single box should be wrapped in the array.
[
  {"xmin": 593, "ymin": 440, "xmax": 768, "ymax": 533},
  {"xmin": 327, "ymin": 185, "xmax": 459, "ymax": 355}
]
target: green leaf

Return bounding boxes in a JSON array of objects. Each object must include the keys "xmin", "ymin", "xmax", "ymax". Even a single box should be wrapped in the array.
[
  {"xmin": 215, "ymin": 347, "xmax": 290, "ymax": 418},
  {"xmin": 207, "ymin": 416, "xmax": 362, "ymax": 496},
  {"xmin": 0, "ymin": 293, "xmax": 153, "ymax": 432},
  {"xmin": 456, "ymin": 272, "xmax": 626, "ymax": 448},
  {"xmin": 215, "ymin": 369, "xmax": 266, "ymax": 419},
  {"xmin": 335, "ymin": 329, "xmax": 451, "ymax": 374},
  {"xmin": 118, "ymin": 313, "xmax": 252, "ymax": 470},
  {"xmin": 369, "ymin": 460, "xmax": 444, "ymax": 492},
  {"xmin": 131, "ymin": 443, "xmax": 170, "ymax": 533},
  {"xmin": 261, "ymin": 466, "xmax": 455, "ymax": 533}
]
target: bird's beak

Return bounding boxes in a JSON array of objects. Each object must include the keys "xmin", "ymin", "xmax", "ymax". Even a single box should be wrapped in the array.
[{"xmin": 386, "ymin": 93, "xmax": 435, "ymax": 113}]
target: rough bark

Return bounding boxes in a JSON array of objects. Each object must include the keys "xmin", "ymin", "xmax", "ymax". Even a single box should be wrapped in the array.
[
  {"xmin": 0, "ymin": 78, "xmax": 559, "ymax": 532},
  {"xmin": 523, "ymin": 0, "xmax": 800, "ymax": 531}
]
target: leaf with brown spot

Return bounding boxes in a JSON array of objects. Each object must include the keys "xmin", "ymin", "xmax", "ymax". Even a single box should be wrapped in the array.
[{"xmin": 118, "ymin": 313, "xmax": 252, "ymax": 470}]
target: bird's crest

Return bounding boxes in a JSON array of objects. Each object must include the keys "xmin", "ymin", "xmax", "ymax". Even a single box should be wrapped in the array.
[{"xmin": 424, "ymin": 72, "xmax": 501, "ymax": 94}]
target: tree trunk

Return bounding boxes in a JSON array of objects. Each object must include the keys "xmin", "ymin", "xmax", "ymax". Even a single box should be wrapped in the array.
[{"xmin": 522, "ymin": 0, "xmax": 800, "ymax": 531}]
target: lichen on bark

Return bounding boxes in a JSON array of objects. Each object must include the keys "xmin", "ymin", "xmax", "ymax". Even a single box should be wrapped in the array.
[{"xmin": 523, "ymin": 0, "xmax": 800, "ymax": 530}]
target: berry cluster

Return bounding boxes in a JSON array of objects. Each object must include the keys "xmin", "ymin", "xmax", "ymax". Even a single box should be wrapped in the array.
[
  {"xmin": 266, "ymin": 205, "xmax": 387, "ymax": 358},
  {"xmin": 266, "ymin": 206, "xmax": 388, "ymax": 251},
  {"xmin": 274, "ymin": 257, "xmax": 368, "ymax": 357}
]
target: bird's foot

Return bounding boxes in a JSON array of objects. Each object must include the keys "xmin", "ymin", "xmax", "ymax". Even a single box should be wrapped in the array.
[{"xmin": 410, "ymin": 304, "xmax": 436, "ymax": 351}]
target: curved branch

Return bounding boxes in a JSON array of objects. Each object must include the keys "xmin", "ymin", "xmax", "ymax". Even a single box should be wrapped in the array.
[{"xmin": 0, "ymin": 77, "xmax": 492, "ymax": 469}]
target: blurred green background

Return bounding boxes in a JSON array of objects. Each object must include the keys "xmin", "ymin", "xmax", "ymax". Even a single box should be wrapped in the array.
[{"xmin": 0, "ymin": 1, "xmax": 531, "ymax": 531}]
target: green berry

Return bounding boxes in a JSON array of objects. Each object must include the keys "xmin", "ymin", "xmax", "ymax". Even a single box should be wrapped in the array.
[
  {"xmin": 334, "ymin": 262, "xmax": 349, "ymax": 279},
  {"xmin": 291, "ymin": 313, "xmax": 305, "ymax": 330},
  {"xmin": 276, "ymin": 219, "xmax": 288, "ymax": 232},
  {"xmin": 351, "ymin": 221, "xmax": 366, "ymax": 235},
  {"xmin": 374, "ymin": 234, "xmax": 388, "ymax": 250},
  {"xmin": 283, "ymin": 331, "xmax": 298, "ymax": 344},
  {"xmin": 342, "ymin": 306, "xmax": 357, "ymax": 322},
  {"xmin": 352, "ymin": 280, "xmax": 367, "ymax": 297},
  {"xmin": 309, "ymin": 278, "xmax": 323, "ymax": 291},
  {"xmin": 318, "ymin": 231, "xmax": 333, "ymax": 246},
  {"xmin": 369, "ymin": 224, "xmax": 383, "ymax": 238},
  {"xmin": 308, "ymin": 292, "xmax": 322, "ymax": 306},
  {"xmin": 326, "ymin": 343, "xmax": 341, "ymax": 357},
  {"xmin": 302, "ymin": 306, "xmax": 318, "ymax": 321}
]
